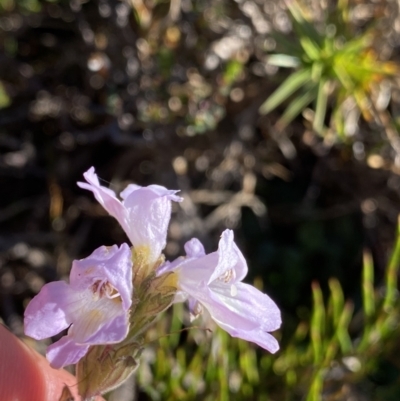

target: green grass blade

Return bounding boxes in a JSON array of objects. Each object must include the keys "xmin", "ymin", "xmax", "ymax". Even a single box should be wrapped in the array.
[
  {"xmin": 306, "ymin": 370, "xmax": 324, "ymax": 401},
  {"xmin": 299, "ymin": 36, "xmax": 321, "ymax": 61},
  {"xmin": 383, "ymin": 215, "xmax": 400, "ymax": 312},
  {"xmin": 362, "ymin": 250, "xmax": 376, "ymax": 319},
  {"xmin": 328, "ymin": 278, "xmax": 344, "ymax": 328},
  {"xmin": 339, "ymin": 31, "xmax": 372, "ymax": 56},
  {"xmin": 276, "ymin": 86, "xmax": 317, "ymax": 130},
  {"xmin": 357, "ymin": 250, "xmax": 376, "ymax": 351},
  {"xmin": 310, "ymin": 281, "xmax": 325, "ymax": 364},
  {"xmin": 259, "ymin": 68, "xmax": 312, "ymax": 115},
  {"xmin": 332, "ymin": 63, "xmax": 354, "ymax": 91},
  {"xmin": 332, "ymin": 91, "xmax": 346, "ymax": 138},
  {"xmin": 313, "ymin": 79, "xmax": 329, "ymax": 134},
  {"xmin": 337, "ymin": 301, "xmax": 354, "ymax": 354}
]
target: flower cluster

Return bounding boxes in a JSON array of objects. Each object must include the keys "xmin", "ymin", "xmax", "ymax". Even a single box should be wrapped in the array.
[{"xmin": 24, "ymin": 166, "xmax": 281, "ymax": 396}]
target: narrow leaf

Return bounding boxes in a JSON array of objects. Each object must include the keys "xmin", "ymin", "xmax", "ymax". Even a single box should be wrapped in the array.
[
  {"xmin": 328, "ymin": 278, "xmax": 344, "ymax": 328},
  {"xmin": 337, "ymin": 301, "xmax": 354, "ymax": 354},
  {"xmin": 362, "ymin": 250, "xmax": 375, "ymax": 319},
  {"xmin": 276, "ymin": 86, "xmax": 317, "ymax": 130},
  {"xmin": 310, "ymin": 281, "xmax": 325, "ymax": 364},
  {"xmin": 299, "ymin": 36, "xmax": 321, "ymax": 61},
  {"xmin": 313, "ymin": 79, "xmax": 329, "ymax": 134},
  {"xmin": 267, "ymin": 54, "xmax": 300, "ymax": 68},
  {"xmin": 259, "ymin": 68, "xmax": 312, "ymax": 115},
  {"xmin": 383, "ymin": 214, "xmax": 400, "ymax": 312}
]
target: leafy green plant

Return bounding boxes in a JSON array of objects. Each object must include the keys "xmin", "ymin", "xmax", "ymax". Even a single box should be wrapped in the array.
[{"xmin": 259, "ymin": 0, "xmax": 399, "ymax": 139}]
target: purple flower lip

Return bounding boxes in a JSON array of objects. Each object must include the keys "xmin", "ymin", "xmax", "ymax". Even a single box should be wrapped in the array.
[
  {"xmin": 24, "ymin": 243, "xmax": 133, "ymax": 368},
  {"xmin": 163, "ymin": 229, "xmax": 282, "ymax": 353}
]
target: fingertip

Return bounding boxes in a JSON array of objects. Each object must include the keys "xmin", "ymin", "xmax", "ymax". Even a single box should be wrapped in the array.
[{"xmin": 0, "ymin": 325, "xmax": 105, "ymax": 401}]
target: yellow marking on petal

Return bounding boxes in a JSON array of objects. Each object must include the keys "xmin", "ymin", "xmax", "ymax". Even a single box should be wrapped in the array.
[
  {"xmin": 88, "ymin": 308, "xmax": 103, "ymax": 321},
  {"xmin": 132, "ymin": 245, "xmax": 156, "ymax": 285},
  {"xmin": 132, "ymin": 245, "xmax": 152, "ymax": 266},
  {"xmin": 70, "ymin": 307, "xmax": 105, "ymax": 341}
]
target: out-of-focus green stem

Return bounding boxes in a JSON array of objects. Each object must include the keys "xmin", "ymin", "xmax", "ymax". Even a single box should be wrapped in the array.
[
  {"xmin": 328, "ymin": 278, "xmax": 344, "ymax": 328},
  {"xmin": 362, "ymin": 250, "xmax": 375, "ymax": 319},
  {"xmin": 310, "ymin": 281, "xmax": 325, "ymax": 365},
  {"xmin": 383, "ymin": 215, "xmax": 400, "ymax": 312}
]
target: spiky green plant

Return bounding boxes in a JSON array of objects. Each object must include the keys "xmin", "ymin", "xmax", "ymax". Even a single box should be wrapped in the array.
[{"xmin": 259, "ymin": 0, "xmax": 399, "ymax": 140}]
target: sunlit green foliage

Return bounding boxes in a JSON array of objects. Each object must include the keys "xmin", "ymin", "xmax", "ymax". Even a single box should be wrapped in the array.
[
  {"xmin": 259, "ymin": 0, "xmax": 399, "ymax": 139},
  {"xmin": 133, "ymin": 217, "xmax": 400, "ymax": 401}
]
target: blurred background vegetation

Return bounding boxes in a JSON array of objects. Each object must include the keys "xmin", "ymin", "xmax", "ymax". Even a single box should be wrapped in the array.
[{"xmin": 1, "ymin": 0, "xmax": 400, "ymax": 399}]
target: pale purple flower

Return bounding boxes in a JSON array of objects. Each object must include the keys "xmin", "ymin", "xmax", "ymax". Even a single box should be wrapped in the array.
[
  {"xmin": 24, "ymin": 244, "xmax": 133, "ymax": 368},
  {"xmin": 77, "ymin": 167, "xmax": 182, "ymax": 263},
  {"xmin": 161, "ymin": 230, "xmax": 281, "ymax": 353}
]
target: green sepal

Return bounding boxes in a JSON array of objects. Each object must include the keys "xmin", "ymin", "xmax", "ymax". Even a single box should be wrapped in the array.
[{"xmin": 77, "ymin": 340, "xmax": 142, "ymax": 401}]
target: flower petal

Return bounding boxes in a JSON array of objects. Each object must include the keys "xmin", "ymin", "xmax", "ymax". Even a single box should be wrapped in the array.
[
  {"xmin": 121, "ymin": 184, "xmax": 183, "ymax": 203},
  {"xmin": 208, "ymin": 281, "xmax": 282, "ymax": 332},
  {"xmin": 172, "ymin": 231, "xmax": 248, "ymax": 286},
  {"xmin": 70, "ymin": 244, "xmax": 133, "ymax": 310},
  {"xmin": 216, "ymin": 322, "xmax": 280, "ymax": 353},
  {"xmin": 47, "ymin": 336, "xmax": 90, "ymax": 369},
  {"xmin": 24, "ymin": 281, "xmax": 72, "ymax": 340},
  {"xmin": 184, "ymin": 238, "xmax": 206, "ymax": 258},
  {"xmin": 121, "ymin": 185, "xmax": 182, "ymax": 262},
  {"xmin": 174, "ymin": 252, "xmax": 219, "ymax": 284},
  {"xmin": 77, "ymin": 167, "xmax": 131, "ymax": 237},
  {"xmin": 60, "ymin": 287, "xmax": 129, "ymax": 344},
  {"xmin": 208, "ymin": 230, "xmax": 248, "ymax": 284},
  {"xmin": 177, "ymin": 277, "xmax": 281, "ymax": 346},
  {"xmin": 180, "ymin": 283, "xmax": 258, "ymax": 332},
  {"xmin": 78, "ymin": 168, "xmax": 182, "ymax": 262}
]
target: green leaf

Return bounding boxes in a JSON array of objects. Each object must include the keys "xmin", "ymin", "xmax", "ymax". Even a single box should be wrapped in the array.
[
  {"xmin": 307, "ymin": 370, "xmax": 324, "ymax": 401},
  {"xmin": 362, "ymin": 250, "xmax": 375, "ymax": 319},
  {"xmin": 310, "ymin": 281, "xmax": 325, "ymax": 364},
  {"xmin": 383, "ymin": 215, "xmax": 400, "ymax": 312},
  {"xmin": 331, "ymin": 90, "xmax": 347, "ymax": 138},
  {"xmin": 336, "ymin": 301, "xmax": 353, "ymax": 354},
  {"xmin": 259, "ymin": 68, "xmax": 312, "ymax": 115},
  {"xmin": 223, "ymin": 59, "xmax": 244, "ymax": 86},
  {"xmin": 276, "ymin": 86, "xmax": 317, "ymax": 130},
  {"xmin": 357, "ymin": 250, "xmax": 376, "ymax": 351},
  {"xmin": 300, "ymin": 36, "xmax": 321, "ymax": 61},
  {"xmin": 288, "ymin": 1, "xmax": 322, "ymax": 47},
  {"xmin": 313, "ymin": 79, "xmax": 329, "ymax": 134},
  {"xmin": 340, "ymin": 32, "xmax": 371, "ymax": 55},
  {"xmin": 267, "ymin": 54, "xmax": 300, "ymax": 68},
  {"xmin": 328, "ymin": 278, "xmax": 344, "ymax": 328},
  {"xmin": 271, "ymin": 32, "xmax": 303, "ymax": 58},
  {"xmin": 332, "ymin": 62, "xmax": 354, "ymax": 91}
]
